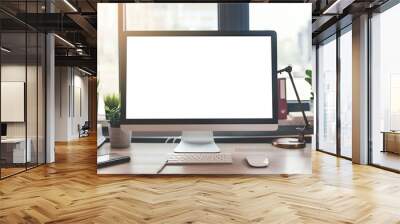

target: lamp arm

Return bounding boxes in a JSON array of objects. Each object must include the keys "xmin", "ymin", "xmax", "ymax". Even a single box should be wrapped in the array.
[{"xmin": 278, "ymin": 66, "xmax": 311, "ymax": 130}]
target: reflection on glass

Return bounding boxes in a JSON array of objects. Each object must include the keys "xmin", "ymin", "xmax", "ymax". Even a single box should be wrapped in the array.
[
  {"xmin": 371, "ymin": 4, "xmax": 400, "ymax": 170},
  {"xmin": 340, "ymin": 29, "xmax": 352, "ymax": 158},
  {"xmin": 318, "ymin": 37, "xmax": 337, "ymax": 154},
  {"xmin": 1, "ymin": 32, "xmax": 27, "ymax": 177}
]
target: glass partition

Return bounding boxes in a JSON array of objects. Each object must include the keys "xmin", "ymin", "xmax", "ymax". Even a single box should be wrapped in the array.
[
  {"xmin": 370, "ymin": 4, "xmax": 400, "ymax": 171},
  {"xmin": 339, "ymin": 28, "xmax": 352, "ymax": 158},
  {"xmin": 1, "ymin": 31, "xmax": 28, "ymax": 177},
  {"xmin": 317, "ymin": 36, "xmax": 337, "ymax": 154},
  {"xmin": 0, "ymin": 1, "xmax": 46, "ymax": 179}
]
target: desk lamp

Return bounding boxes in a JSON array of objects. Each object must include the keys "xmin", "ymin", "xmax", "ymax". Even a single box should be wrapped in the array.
[{"xmin": 272, "ymin": 66, "xmax": 312, "ymax": 149}]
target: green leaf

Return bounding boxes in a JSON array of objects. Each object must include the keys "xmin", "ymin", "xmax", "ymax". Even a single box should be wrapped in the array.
[
  {"xmin": 104, "ymin": 93, "xmax": 121, "ymax": 126},
  {"xmin": 305, "ymin": 70, "xmax": 313, "ymax": 100}
]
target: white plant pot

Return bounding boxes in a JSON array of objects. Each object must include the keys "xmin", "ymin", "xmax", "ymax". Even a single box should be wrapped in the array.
[{"xmin": 108, "ymin": 126, "xmax": 131, "ymax": 148}]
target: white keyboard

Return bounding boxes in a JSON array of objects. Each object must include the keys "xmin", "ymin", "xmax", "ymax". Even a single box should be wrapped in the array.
[{"xmin": 167, "ymin": 153, "xmax": 232, "ymax": 164}]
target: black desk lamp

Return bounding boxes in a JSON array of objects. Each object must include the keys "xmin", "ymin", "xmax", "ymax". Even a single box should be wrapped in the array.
[{"xmin": 272, "ymin": 66, "xmax": 311, "ymax": 149}]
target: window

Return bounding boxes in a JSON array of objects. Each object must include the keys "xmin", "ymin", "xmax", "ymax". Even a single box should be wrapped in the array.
[
  {"xmin": 317, "ymin": 36, "xmax": 337, "ymax": 154},
  {"xmin": 250, "ymin": 3, "xmax": 312, "ymax": 101},
  {"xmin": 97, "ymin": 4, "xmax": 119, "ymax": 121},
  {"xmin": 124, "ymin": 3, "xmax": 218, "ymax": 31},
  {"xmin": 370, "ymin": 3, "xmax": 400, "ymax": 171},
  {"xmin": 339, "ymin": 28, "xmax": 352, "ymax": 158}
]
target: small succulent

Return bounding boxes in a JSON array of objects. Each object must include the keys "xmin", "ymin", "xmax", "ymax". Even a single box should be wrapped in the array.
[{"xmin": 104, "ymin": 93, "xmax": 121, "ymax": 127}]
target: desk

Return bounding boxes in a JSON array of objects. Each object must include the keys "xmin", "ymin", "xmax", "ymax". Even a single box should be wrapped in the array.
[
  {"xmin": 98, "ymin": 143, "xmax": 311, "ymax": 175},
  {"xmin": 1, "ymin": 138, "xmax": 31, "ymax": 164}
]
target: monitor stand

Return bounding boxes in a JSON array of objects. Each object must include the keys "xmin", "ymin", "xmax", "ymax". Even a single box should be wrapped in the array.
[{"xmin": 174, "ymin": 131, "xmax": 220, "ymax": 153}]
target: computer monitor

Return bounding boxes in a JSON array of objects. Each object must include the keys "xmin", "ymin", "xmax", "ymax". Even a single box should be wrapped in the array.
[
  {"xmin": 120, "ymin": 31, "xmax": 278, "ymax": 153},
  {"xmin": 1, "ymin": 123, "xmax": 7, "ymax": 138}
]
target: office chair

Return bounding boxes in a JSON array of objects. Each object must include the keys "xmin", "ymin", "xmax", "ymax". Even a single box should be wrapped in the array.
[{"xmin": 79, "ymin": 121, "xmax": 90, "ymax": 138}]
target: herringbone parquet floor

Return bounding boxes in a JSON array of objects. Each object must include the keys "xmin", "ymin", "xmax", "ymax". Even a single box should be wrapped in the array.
[{"xmin": 1, "ymin": 135, "xmax": 400, "ymax": 224}]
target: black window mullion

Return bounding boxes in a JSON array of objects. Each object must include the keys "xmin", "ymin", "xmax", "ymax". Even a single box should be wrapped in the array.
[
  {"xmin": 36, "ymin": 0, "xmax": 39, "ymax": 168},
  {"xmin": 336, "ymin": 29, "xmax": 341, "ymax": 157},
  {"xmin": 218, "ymin": 3, "xmax": 249, "ymax": 32},
  {"xmin": 25, "ymin": 0, "xmax": 28, "ymax": 171},
  {"xmin": 367, "ymin": 12, "xmax": 373, "ymax": 165},
  {"xmin": 315, "ymin": 45, "xmax": 319, "ymax": 150}
]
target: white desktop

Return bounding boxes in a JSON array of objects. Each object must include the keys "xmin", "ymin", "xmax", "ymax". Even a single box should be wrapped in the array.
[
  {"xmin": 120, "ymin": 31, "xmax": 278, "ymax": 156},
  {"xmin": 1, "ymin": 123, "xmax": 32, "ymax": 164}
]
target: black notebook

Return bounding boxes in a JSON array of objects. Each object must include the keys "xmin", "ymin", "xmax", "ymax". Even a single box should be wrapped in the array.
[{"xmin": 97, "ymin": 154, "xmax": 130, "ymax": 168}]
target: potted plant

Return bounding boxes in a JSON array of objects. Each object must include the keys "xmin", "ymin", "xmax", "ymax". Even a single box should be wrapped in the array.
[
  {"xmin": 305, "ymin": 69, "xmax": 314, "ymax": 111},
  {"xmin": 104, "ymin": 93, "xmax": 131, "ymax": 148}
]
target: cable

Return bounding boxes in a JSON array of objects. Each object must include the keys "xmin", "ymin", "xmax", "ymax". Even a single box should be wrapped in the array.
[
  {"xmin": 159, "ymin": 136, "xmax": 174, "ymax": 174},
  {"xmin": 158, "ymin": 136, "xmax": 182, "ymax": 173},
  {"xmin": 157, "ymin": 159, "xmax": 168, "ymax": 174}
]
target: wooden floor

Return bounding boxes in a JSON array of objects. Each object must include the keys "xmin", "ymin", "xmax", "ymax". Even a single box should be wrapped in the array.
[
  {"xmin": 1, "ymin": 167, "xmax": 26, "ymax": 178},
  {"xmin": 1, "ymin": 163, "xmax": 45, "ymax": 178},
  {"xmin": 1, "ymin": 135, "xmax": 400, "ymax": 224}
]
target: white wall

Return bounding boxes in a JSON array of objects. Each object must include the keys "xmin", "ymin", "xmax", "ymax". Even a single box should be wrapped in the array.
[
  {"xmin": 55, "ymin": 67, "xmax": 89, "ymax": 141},
  {"xmin": 55, "ymin": 67, "xmax": 69, "ymax": 141},
  {"xmin": 72, "ymin": 73, "xmax": 89, "ymax": 138}
]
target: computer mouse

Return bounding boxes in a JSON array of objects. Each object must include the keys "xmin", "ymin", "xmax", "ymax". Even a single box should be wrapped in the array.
[{"xmin": 246, "ymin": 155, "xmax": 269, "ymax": 168}]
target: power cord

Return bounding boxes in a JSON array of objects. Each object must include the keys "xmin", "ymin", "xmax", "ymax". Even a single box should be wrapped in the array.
[{"xmin": 158, "ymin": 136, "xmax": 179, "ymax": 174}]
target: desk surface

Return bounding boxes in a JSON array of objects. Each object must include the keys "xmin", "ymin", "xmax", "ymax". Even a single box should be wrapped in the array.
[
  {"xmin": 381, "ymin": 131, "xmax": 400, "ymax": 134},
  {"xmin": 98, "ymin": 143, "xmax": 311, "ymax": 175},
  {"xmin": 1, "ymin": 138, "xmax": 26, "ymax": 143}
]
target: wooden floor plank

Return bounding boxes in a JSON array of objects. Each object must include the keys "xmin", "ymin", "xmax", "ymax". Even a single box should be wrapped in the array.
[{"xmin": 1, "ymin": 135, "xmax": 400, "ymax": 223}]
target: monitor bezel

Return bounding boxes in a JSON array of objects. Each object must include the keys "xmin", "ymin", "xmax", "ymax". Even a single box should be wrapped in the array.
[{"xmin": 120, "ymin": 31, "xmax": 278, "ymax": 125}]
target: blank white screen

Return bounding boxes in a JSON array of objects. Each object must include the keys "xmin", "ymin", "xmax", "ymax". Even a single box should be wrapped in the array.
[{"xmin": 126, "ymin": 36, "xmax": 273, "ymax": 119}]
